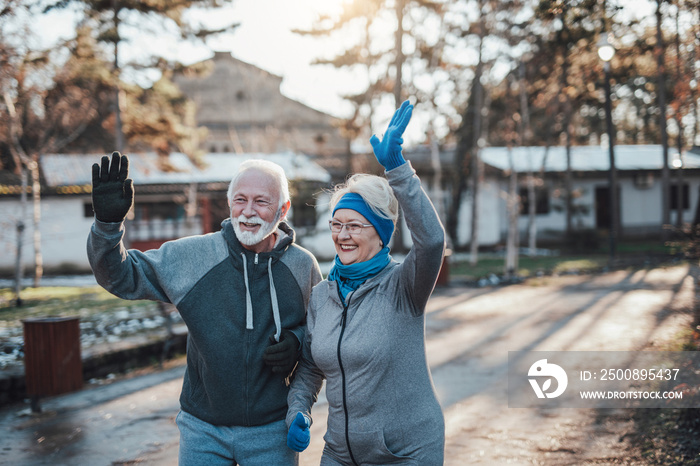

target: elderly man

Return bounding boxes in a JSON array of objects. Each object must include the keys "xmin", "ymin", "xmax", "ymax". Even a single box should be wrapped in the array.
[{"xmin": 87, "ymin": 152, "xmax": 322, "ymax": 465}]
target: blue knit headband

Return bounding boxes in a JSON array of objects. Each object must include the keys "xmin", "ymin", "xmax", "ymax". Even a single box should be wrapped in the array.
[{"xmin": 332, "ymin": 192, "xmax": 394, "ymax": 246}]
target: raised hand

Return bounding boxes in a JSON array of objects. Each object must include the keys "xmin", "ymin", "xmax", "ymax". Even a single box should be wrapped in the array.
[
  {"xmin": 369, "ymin": 99, "xmax": 413, "ymax": 170},
  {"xmin": 287, "ymin": 412, "xmax": 311, "ymax": 452},
  {"xmin": 91, "ymin": 151, "xmax": 134, "ymax": 223}
]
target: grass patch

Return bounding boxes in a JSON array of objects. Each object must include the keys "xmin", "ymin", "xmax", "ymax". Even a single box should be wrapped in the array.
[
  {"xmin": 449, "ymin": 255, "xmax": 609, "ymax": 280},
  {"xmin": 448, "ymin": 238, "xmax": 681, "ymax": 281},
  {"xmin": 0, "ymin": 286, "xmax": 153, "ymax": 324}
]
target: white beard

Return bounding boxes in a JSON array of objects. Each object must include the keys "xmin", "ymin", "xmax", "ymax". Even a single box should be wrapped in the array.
[{"xmin": 233, "ymin": 213, "xmax": 280, "ymax": 246}]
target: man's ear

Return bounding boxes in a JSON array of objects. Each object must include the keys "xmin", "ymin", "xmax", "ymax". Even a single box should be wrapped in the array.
[{"xmin": 280, "ymin": 200, "xmax": 291, "ymax": 220}]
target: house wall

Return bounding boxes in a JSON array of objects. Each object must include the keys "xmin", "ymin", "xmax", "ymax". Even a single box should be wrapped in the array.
[
  {"xmin": 621, "ymin": 175, "xmax": 699, "ymax": 232},
  {"xmin": 505, "ymin": 173, "xmax": 700, "ymax": 241},
  {"xmin": 451, "ymin": 179, "xmax": 502, "ymax": 248},
  {"xmin": 620, "ymin": 177, "xmax": 663, "ymax": 231},
  {"xmin": 0, "ymin": 196, "xmax": 95, "ymax": 273}
]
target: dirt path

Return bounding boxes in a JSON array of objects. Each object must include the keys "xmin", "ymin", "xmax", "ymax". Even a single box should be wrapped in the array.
[{"xmin": 427, "ymin": 264, "xmax": 694, "ymax": 465}]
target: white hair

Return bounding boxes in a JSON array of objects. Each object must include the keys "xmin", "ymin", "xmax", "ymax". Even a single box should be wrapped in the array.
[
  {"xmin": 227, "ymin": 159, "xmax": 290, "ymax": 209},
  {"xmin": 329, "ymin": 174, "xmax": 399, "ymax": 224}
]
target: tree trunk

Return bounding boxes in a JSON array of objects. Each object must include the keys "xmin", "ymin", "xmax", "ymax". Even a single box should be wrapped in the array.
[
  {"xmin": 113, "ymin": 2, "xmax": 124, "ymax": 152},
  {"xmin": 506, "ymin": 148, "xmax": 519, "ymax": 277},
  {"xmin": 527, "ymin": 172, "xmax": 536, "ymax": 255},
  {"xmin": 393, "ymin": 0, "xmax": 404, "ymax": 107},
  {"xmin": 14, "ymin": 168, "xmax": 27, "ymax": 306},
  {"xmin": 518, "ymin": 61, "xmax": 536, "ymax": 256},
  {"xmin": 30, "ymin": 156, "xmax": 43, "ymax": 287},
  {"xmin": 674, "ymin": 6, "xmax": 684, "ymax": 228},
  {"xmin": 603, "ymin": 61, "xmax": 619, "ymax": 261},
  {"xmin": 558, "ymin": 6, "xmax": 574, "ymax": 241},
  {"xmin": 446, "ymin": 0, "xmax": 485, "ymax": 250},
  {"xmin": 657, "ymin": 0, "xmax": 671, "ymax": 238},
  {"xmin": 469, "ymin": 149, "xmax": 481, "ymax": 266},
  {"xmin": 429, "ymin": 127, "xmax": 446, "ymax": 225},
  {"xmin": 391, "ymin": 0, "xmax": 407, "ymax": 252},
  {"xmin": 468, "ymin": 7, "xmax": 486, "ymax": 265}
]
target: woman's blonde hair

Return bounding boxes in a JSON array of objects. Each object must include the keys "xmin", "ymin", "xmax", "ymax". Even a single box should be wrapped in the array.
[{"xmin": 329, "ymin": 174, "xmax": 399, "ymax": 225}]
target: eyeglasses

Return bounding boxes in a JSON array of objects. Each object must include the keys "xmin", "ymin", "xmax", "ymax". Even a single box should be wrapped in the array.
[{"xmin": 328, "ymin": 220, "xmax": 374, "ymax": 235}]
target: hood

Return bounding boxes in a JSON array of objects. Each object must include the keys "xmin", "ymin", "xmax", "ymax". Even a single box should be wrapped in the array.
[{"xmin": 221, "ymin": 218, "xmax": 295, "ymax": 261}]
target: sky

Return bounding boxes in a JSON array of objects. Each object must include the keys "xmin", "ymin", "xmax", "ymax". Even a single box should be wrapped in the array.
[
  {"xmin": 174, "ymin": 0, "xmax": 360, "ymax": 119},
  {"xmin": 31, "ymin": 0, "xmax": 427, "ymax": 145},
  {"xmin": 35, "ymin": 0, "xmax": 360, "ymax": 118},
  {"xmin": 30, "ymin": 0, "xmax": 670, "ymax": 148}
]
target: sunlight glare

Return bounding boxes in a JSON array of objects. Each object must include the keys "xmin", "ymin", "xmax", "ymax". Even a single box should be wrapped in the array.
[{"xmin": 291, "ymin": 0, "xmax": 348, "ymax": 27}]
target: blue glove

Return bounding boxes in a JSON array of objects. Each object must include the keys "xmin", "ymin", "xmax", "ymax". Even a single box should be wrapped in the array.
[
  {"xmin": 369, "ymin": 99, "xmax": 413, "ymax": 170},
  {"xmin": 287, "ymin": 412, "xmax": 311, "ymax": 452}
]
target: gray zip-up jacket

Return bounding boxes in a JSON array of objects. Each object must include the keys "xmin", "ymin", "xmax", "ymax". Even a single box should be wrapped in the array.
[
  {"xmin": 287, "ymin": 162, "xmax": 446, "ymax": 465},
  {"xmin": 88, "ymin": 218, "xmax": 321, "ymax": 427}
]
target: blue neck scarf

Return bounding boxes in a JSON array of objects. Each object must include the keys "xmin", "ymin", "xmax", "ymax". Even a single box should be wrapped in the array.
[{"xmin": 328, "ymin": 247, "xmax": 392, "ymax": 304}]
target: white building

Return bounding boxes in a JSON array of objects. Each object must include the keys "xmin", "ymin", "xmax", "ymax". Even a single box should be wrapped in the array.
[
  {"xmin": 0, "ymin": 152, "xmax": 332, "ymax": 274},
  {"xmin": 2, "ymin": 144, "xmax": 696, "ymax": 276},
  {"xmin": 404, "ymin": 144, "xmax": 697, "ymax": 249}
]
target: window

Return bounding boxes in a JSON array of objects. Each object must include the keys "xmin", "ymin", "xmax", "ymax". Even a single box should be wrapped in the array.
[
  {"xmin": 670, "ymin": 184, "xmax": 689, "ymax": 210},
  {"xmin": 134, "ymin": 202, "xmax": 184, "ymax": 221},
  {"xmin": 519, "ymin": 187, "xmax": 550, "ymax": 215}
]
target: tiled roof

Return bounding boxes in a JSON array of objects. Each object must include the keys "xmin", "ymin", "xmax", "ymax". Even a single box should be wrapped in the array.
[
  {"xmin": 403, "ymin": 144, "xmax": 692, "ymax": 174},
  {"xmin": 478, "ymin": 145, "xmax": 690, "ymax": 173},
  {"xmin": 39, "ymin": 151, "xmax": 331, "ymax": 187}
]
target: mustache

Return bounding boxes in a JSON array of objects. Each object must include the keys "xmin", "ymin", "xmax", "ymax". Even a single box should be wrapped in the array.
[{"xmin": 234, "ymin": 215, "xmax": 265, "ymax": 225}]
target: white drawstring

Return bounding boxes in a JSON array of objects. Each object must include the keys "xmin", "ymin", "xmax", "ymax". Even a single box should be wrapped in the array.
[
  {"xmin": 241, "ymin": 253, "xmax": 254, "ymax": 330},
  {"xmin": 269, "ymin": 257, "xmax": 282, "ymax": 342},
  {"xmin": 241, "ymin": 253, "xmax": 282, "ymax": 341}
]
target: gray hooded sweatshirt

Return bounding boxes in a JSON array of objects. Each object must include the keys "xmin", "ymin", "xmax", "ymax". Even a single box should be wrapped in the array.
[
  {"xmin": 88, "ymin": 218, "xmax": 321, "ymax": 427},
  {"xmin": 287, "ymin": 162, "xmax": 446, "ymax": 465}
]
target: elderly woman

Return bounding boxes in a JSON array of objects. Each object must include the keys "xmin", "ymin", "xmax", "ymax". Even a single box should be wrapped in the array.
[{"xmin": 286, "ymin": 100, "xmax": 446, "ymax": 465}]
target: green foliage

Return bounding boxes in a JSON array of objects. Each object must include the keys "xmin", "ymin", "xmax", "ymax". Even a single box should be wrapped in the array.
[
  {"xmin": 121, "ymin": 73, "xmax": 206, "ymax": 162},
  {"xmin": 449, "ymin": 240, "xmax": 678, "ymax": 281},
  {"xmin": 449, "ymin": 254, "xmax": 608, "ymax": 280},
  {"xmin": 42, "ymin": 0, "xmax": 238, "ymax": 42},
  {"xmin": 36, "ymin": 0, "xmax": 237, "ymax": 159},
  {"xmin": 0, "ymin": 14, "xmax": 118, "ymax": 171},
  {"xmin": 0, "ymin": 285, "xmax": 152, "ymax": 322}
]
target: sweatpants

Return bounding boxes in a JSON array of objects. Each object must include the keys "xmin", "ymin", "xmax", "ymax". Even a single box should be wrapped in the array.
[{"xmin": 176, "ymin": 410, "xmax": 298, "ymax": 465}]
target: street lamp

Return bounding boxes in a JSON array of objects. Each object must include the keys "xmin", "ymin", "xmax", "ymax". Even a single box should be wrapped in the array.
[{"xmin": 598, "ymin": 33, "xmax": 618, "ymax": 262}]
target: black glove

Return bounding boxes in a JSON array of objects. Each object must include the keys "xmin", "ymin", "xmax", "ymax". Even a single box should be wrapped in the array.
[
  {"xmin": 91, "ymin": 151, "xmax": 134, "ymax": 223},
  {"xmin": 262, "ymin": 330, "xmax": 300, "ymax": 375}
]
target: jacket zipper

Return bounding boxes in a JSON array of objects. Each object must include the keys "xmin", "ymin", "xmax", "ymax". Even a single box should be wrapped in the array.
[
  {"xmin": 245, "ymin": 253, "xmax": 256, "ymax": 426},
  {"xmin": 337, "ymin": 288, "xmax": 359, "ymax": 466}
]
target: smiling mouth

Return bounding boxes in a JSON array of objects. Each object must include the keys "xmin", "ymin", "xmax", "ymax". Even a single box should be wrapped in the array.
[
  {"xmin": 339, "ymin": 244, "xmax": 357, "ymax": 251},
  {"xmin": 241, "ymin": 222, "xmax": 261, "ymax": 229}
]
